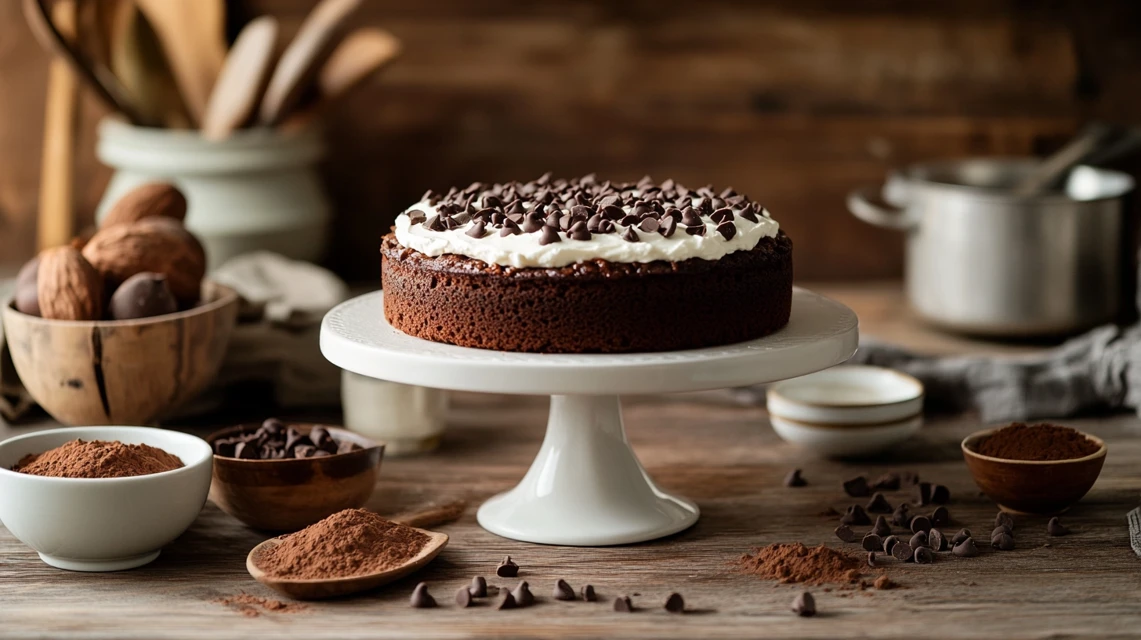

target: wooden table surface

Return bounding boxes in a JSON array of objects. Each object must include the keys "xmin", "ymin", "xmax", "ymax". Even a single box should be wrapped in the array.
[{"xmin": 1, "ymin": 283, "xmax": 1137, "ymax": 640}]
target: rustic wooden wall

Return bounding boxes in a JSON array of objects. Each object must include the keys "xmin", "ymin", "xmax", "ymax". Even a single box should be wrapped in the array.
[{"xmin": 1, "ymin": 0, "xmax": 1139, "ymax": 280}]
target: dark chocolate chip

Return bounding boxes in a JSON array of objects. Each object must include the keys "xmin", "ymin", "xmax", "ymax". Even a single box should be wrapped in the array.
[
  {"xmin": 456, "ymin": 586, "xmax": 473, "ymax": 608},
  {"xmin": 891, "ymin": 542, "xmax": 914, "ymax": 562},
  {"xmin": 791, "ymin": 592, "xmax": 816, "ymax": 617},
  {"xmin": 511, "ymin": 581, "xmax": 534, "ymax": 607},
  {"xmin": 309, "ymin": 427, "xmax": 331, "ymax": 447},
  {"xmin": 499, "ymin": 220, "xmax": 522, "ymax": 236},
  {"xmin": 620, "ymin": 214, "xmax": 640, "ymax": 226},
  {"xmin": 234, "ymin": 441, "xmax": 257, "ymax": 459},
  {"xmin": 261, "ymin": 418, "xmax": 285, "ymax": 435},
  {"xmin": 882, "ymin": 535, "xmax": 900, "ymax": 554},
  {"xmin": 408, "ymin": 210, "xmax": 427, "ymax": 225},
  {"xmin": 901, "ymin": 471, "xmax": 921, "ymax": 486},
  {"xmin": 522, "ymin": 214, "xmax": 544, "ymax": 233},
  {"xmin": 843, "ymin": 476, "xmax": 871, "ymax": 497},
  {"xmin": 951, "ymin": 529, "xmax": 972, "ymax": 546},
  {"xmin": 581, "ymin": 585, "xmax": 597, "ymax": 602},
  {"xmin": 928, "ymin": 528, "xmax": 947, "ymax": 552},
  {"xmin": 336, "ymin": 440, "xmax": 360, "ymax": 455},
  {"xmin": 834, "ymin": 525, "xmax": 858, "ymax": 543},
  {"xmin": 284, "ymin": 428, "xmax": 307, "ymax": 451},
  {"xmin": 684, "ymin": 223, "xmax": 706, "ymax": 236},
  {"xmin": 482, "ymin": 195, "xmax": 501, "ymax": 209},
  {"xmin": 601, "ymin": 205, "xmax": 624, "ymax": 220},
  {"xmin": 452, "ymin": 212, "xmax": 473, "ymax": 225},
  {"xmin": 496, "ymin": 556, "xmax": 519, "ymax": 577},
  {"xmin": 554, "ymin": 579, "xmax": 575, "ymax": 601},
  {"xmin": 710, "ymin": 207, "xmax": 734, "ymax": 223},
  {"xmin": 213, "ymin": 438, "xmax": 237, "ymax": 457},
  {"xmin": 680, "ymin": 207, "xmax": 702, "ymax": 227},
  {"xmin": 995, "ymin": 512, "xmax": 1015, "ymax": 530},
  {"xmin": 715, "ymin": 221, "xmax": 736, "ymax": 240},
  {"xmin": 497, "ymin": 592, "xmax": 517, "ymax": 610},
  {"xmin": 891, "ymin": 504, "xmax": 911, "ymax": 528},
  {"xmin": 469, "ymin": 576, "xmax": 487, "ymax": 597},
  {"xmin": 424, "ymin": 215, "xmax": 445, "ymax": 232},
  {"xmin": 931, "ymin": 506, "xmax": 950, "ymax": 527},
  {"xmin": 867, "ymin": 551, "xmax": 877, "ymax": 567},
  {"xmin": 623, "ymin": 227, "xmax": 640, "ymax": 243},
  {"xmin": 784, "ymin": 469, "xmax": 807, "ymax": 487},
  {"xmin": 914, "ymin": 482, "xmax": 933, "ymax": 506},
  {"xmin": 861, "ymin": 533, "xmax": 882, "ymax": 552},
  {"xmin": 658, "ymin": 216, "xmax": 677, "ymax": 237},
  {"xmin": 914, "ymin": 546, "xmax": 935, "ymax": 564},
  {"xmin": 872, "ymin": 473, "xmax": 901, "ymax": 491},
  {"xmin": 539, "ymin": 226, "xmax": 561, "ymax": 245},
  {"xmin": 992, "ymin": 532, "xmax": 1015, "ymax": 551},
  {"xmin": 931, "ymin": 484, "xmax": 951, "ymax": 504},
  {"xmin": 952, "ymin": 537, "xmax": 980, "ymax": 557},
  {"xmin": 613, "ymin": 596, "xmax": 633, "ymax": 612},
  {"xmin": 544, "ymin": 211, "xmax": 562, "ymax": 228},
  {"xmin": 1047, "ymin": 517, "xmax": 1071, "ymax": 536},
  {"xmin": 293, "ymin": 444, "xmax": 317, "ymax": 458},
  {"xmin": 866, "ymin": 493, "xmax": 893, "ymax": 513},
  {"xmin": 910, "ymin": 515, "xmax": 932, "ymax": 534},
  {"xmin": 410, "ymin": 583, "xmax": 436, "ymax": 608},
  {"xmin": 664, "ymin": 592, "xmax": 685, "ymax": 614},
  {"xmin": 841, "ymin": 505, "xmax": 871, "ymax": 526},
  {"xmin": 908, "ymin": 531, "xmax": 928, "ymax": 550},
  {"xmin": 873, "ymin": 515, "xmax": 892, "ymax": 537},
  {"xmin": 466, "ymin": 221, "xmax": 487, "ymax": 238},
  {"xmin": 639, "ymin": 217, "xmax": 660, "ymax": 233}
]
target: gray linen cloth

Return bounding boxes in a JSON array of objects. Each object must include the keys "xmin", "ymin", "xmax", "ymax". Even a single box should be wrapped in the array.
[
  {"xmin": 728, "ymin": 325, "xmax": 1139, "ymax": 423},
  {"xmin": 0, "ymin": 252, "xmax": 348, "ymax": 422}
]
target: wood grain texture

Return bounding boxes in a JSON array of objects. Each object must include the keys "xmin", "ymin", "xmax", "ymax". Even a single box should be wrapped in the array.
[
  {"xmin": 1, "ymin": 392, "xmax": 1140, "ymax": 638},
  {"xmin": 1, "ymin": 0, "xmax": 1140, "ymax": 279}
]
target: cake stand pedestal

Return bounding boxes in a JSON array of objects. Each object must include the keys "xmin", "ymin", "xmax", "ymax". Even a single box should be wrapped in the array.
[{"xmin": 320, "ymin": 288, "xmax": 858, "ymax": 546}]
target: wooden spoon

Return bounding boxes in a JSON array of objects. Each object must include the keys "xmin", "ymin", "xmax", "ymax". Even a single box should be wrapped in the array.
[
  {"xmin": 36, "ymin": 0, "xmax": 78, "ymax": 251},
  {"xmin": 22, "ymin": 0, "xmax": 149, "ymax": 124},
  {"xmin": 200, "ymin": 16, "xmax": 280, "ymax": 141},
  {"xmin": 246, "ymin": 526, "xmax": 448, "ymax": 601},
  {"xmin": 108, "ymin": 3, "xmax": 193, "ymax": 128},
  {"xmin": 135, "ymin": 0, "xmax": 227, "ymax": 126},
  {"xmin": 258, "ymin": 0, "xmax": 362, "ymax": 126}
]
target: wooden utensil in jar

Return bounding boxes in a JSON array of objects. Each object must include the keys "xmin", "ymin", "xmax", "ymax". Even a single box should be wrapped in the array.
[
  {"xmin": 135, "ymin": 0, "xmax": 227, "ymax": 126},
  {"xmin": 107, "ymin": 2, "xmax": 193, "ymax": 129},
  {"xmin": 200, "ymin": 16, "xmax": 280, "ymax": 140}
]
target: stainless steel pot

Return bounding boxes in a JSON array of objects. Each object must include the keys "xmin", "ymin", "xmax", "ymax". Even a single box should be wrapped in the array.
[{"xmin": 848, "ymin": 158, "xmax": 1134, "ymax": 336}]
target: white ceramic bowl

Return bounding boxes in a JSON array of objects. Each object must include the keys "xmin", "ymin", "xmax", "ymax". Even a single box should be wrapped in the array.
[
  {"xmin": 770, "ymin": 413, "xmax": 923, "ymax": 458},
  {"xmin": 0, "ymin": 427, "xmax": 212, "ymax": 572},
  {"xmin": 767, "ymin": 365, "xmax": 924, "ymax": 424}
]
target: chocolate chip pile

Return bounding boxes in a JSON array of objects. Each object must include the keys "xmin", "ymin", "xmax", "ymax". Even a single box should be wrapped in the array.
[
  {"xmin": 212, "ymin": 418, "xmax": 362, "ymax": 460},
  {"xmin": 411, "ymin": 174, "xmax": 769, "ymax": 245},
  {"xmin": 409, "ymin": 557, "xmax": 686, "ymax": 614}
]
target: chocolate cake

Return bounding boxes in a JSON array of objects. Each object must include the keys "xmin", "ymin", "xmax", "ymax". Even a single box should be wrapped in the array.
[{"xmin": 381, "ymin": 174, "xmax": 793, "ymax": 353}]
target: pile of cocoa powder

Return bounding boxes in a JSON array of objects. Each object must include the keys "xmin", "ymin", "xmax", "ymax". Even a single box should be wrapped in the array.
[
  {"xmin": 258, "ymin": 509, "xmax": 431, "ymax": 580},
  {"xmin": 215, "ymin": 594, "xmax": 307, "ymax": 618},
  {"xmin": 737, "ymin": 543, "xmax": 863, "ymax": 585},
  {"xmin": 976, "ymin": 423, "xmax": 1100, "ymax": 461},
  {"xmin": 14, "ymin": 440, "xmax": 183, "ymax": 478}
]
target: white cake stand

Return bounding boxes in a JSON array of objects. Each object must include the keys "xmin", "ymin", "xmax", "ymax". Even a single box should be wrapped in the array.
[{"xmin": 320, "ymin": 288, "xmax": 858, "ymax": 546}]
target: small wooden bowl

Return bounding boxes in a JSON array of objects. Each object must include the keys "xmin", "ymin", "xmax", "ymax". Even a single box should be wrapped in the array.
[
  {"xmin": 2, "ymin": 281, "xmax": 238, "ymax": 426},
  {"xmin": 206, "ymin": 424, "xmax": 383, "ymax": 531},
  {"xmin": 961, "ymin": 427, "xmax": 1107, "ymax": 515}
]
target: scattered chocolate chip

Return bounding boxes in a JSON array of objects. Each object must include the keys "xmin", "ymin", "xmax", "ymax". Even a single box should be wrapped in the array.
[
  {"xmin": 931, "ymin": 485, "xmax": 951, "ymax": 504},
  {"xmin": 511, "ymin": 581, "xmax": 534, "ymax": 607},
  {"xmin": 470, "ymin": 576, "xmax": 487, "ymax": 597},
  {"xmin": 909, "ymin": 531, "xmax": 929, "ymax": 550},
  {"xmin": 498, "ymin": 592, "xmax": 517, "ymax": 610},
  {"xmin": 456, "ymin": 586, "xmax": 473, "ymax": 607},
  {"xmin": 784, "ymin": 469, "xmax": 807, "ymax": 487},
  {"xmin": 872, "ymin": 473, "xmax": 901, "ymax": 491},
  {"xmin": 862, "ymin": 533, "xmax": 882, "ymax": 552},
  {"xmin": 882, "ymin": 535, "xmax": 900, "ymax": 554},
  {"xmin": 867, "ymin": 551, "xmax": 877, "ymax": 567},
  {"xmin": 843, "ymin": 476, "xmax": 871, "ymax": 497},
  {"xmin": 554, "ymin": 579, "xmax": 576, "ymax": 601},
  {"xmin": 664, "ymin": 593, "xmax": 685, "ymax": 614},
  {"xmin": 952, "ymin": 537, "xmax": 980, "ymax": 557},
  {"xmin": 914, "ymin": 482, "xmax": 933, "ymax": 506},
  {"xmin": 834, "ymin": 525, "xmax": 858, "ymax": 543},
  {"xmin": 914, "ymin": 546, "xmax": 935, "ymax": 564},
  {"xmin": 929, "ymin": 528, "xmax": 947, "ymax": 552},
  {"xmin": 995, "ymin": 512, "xmax": 1015, "ymax": 530},
  {"xmin": 496, "ymin": 556, "xmax": 519, "ymax": 577},
  {"xmin": 891, "ymin": 542, "xmax": 914, "ymax": 562},
  {"xmin": 873, "ymin": 515, "xmax": 892, "ymax": 538},
  {"xmin": 866, "ymin": 493, "xmax": 893, "ymax": 513},
  {"xmin": 992, "ymin": 532, "xmax": 1015, "ymax": 551},
  {"xmin": 951, "ymin": 529, "xmax": 972, "ymax": 546},
  {"xmin": 581, "ymin": 585, "xmax": 597, "ymax": 602},
  {"xmin": 1047, "ymin": 517, "xmax": 1071, "ymax": 536},
  {"xmin": 410, "ymin": 583, "xmax": 436, "ymax": 608},
  {"xmin": 931, "ymin": 506, "xmax": 951, "ymax": 527},
  {"xmin": 614, "ymin": 596, "xmax": 633, "ymax": 612},
  {"xmin": 891, "ymin": 504, "xmax": 911, "ymax": 528},
  {"xmin": 911, "ymin": 515, "xmax": 932, "ymax": 534},
  {"xmin": 841, "ymin": 505, "xmax": 872, "ymax": 526},
  {"xmin": 791, "ymin": 592, "xmax": 816, "ymax": 617},
  {"xmin": 901, "ymin": 471, "xmax": 921, "ymax": 486}
]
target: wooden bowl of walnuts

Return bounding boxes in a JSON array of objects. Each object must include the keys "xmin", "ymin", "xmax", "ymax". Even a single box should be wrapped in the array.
[{"xmin": 1, "ymin": 183, "xmax": 239, "ymax": 426}]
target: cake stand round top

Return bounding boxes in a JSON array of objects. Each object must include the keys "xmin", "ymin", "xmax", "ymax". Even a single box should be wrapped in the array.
[{"xmin": 320, "ymin": 287, "xmax": 859, "ymax": 396}]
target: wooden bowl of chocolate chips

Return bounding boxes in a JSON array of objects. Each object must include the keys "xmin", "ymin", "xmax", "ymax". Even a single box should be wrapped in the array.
[{"xmin": 206, "ymin": 419, "xmax": 384, "ymax": 531}]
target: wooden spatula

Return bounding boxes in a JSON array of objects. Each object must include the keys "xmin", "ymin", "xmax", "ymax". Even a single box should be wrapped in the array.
[
  {"xmin": 37, "ymin": 0, "xmax": 79, "ymax": 251},
  {"xmin": 108, "ymin": 3, "xmax": 193, "ymax": 129},
  {"xmin": 258, "ymin": 0, "xmax": 361, "ymax": 126},
  {"xmin": 135, "ymin": 0, "xmax": 227, "ymax": 126},
  {"xmin": 200, "ymin": 16, "xmax": 280, "ymax": 140}
]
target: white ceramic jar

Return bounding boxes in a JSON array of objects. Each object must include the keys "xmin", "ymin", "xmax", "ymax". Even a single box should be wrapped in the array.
[
  {"xmin": 95, "ymin": 119, "xmax": 332, "ymax": 270},
  {"xmin": 341, "ymin": 371, "xmax": 449, "ymax": 455}
]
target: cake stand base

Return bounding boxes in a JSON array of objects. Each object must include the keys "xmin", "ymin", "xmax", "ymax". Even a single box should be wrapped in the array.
[{"xmin": 476, "ymin": 395, "xmax": 698, "ymax": 546}]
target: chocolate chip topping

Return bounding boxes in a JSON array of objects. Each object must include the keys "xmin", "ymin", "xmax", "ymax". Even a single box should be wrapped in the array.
[{"xmin": 406, "ymin": 174, "xmax": 770, "ymax": 242}]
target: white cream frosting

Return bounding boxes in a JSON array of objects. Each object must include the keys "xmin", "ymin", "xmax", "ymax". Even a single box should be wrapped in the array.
[{"xmin": 394, "ymin": 200, "xmax": 780, "ymax": 269}]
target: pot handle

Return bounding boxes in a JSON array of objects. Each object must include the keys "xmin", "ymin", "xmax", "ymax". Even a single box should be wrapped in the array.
[{"xmin": 847, "ymin": 185, "xmax": 914, "ymax": 230}]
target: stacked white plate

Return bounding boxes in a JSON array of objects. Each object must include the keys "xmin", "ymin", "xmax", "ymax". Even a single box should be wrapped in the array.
[{"xmin": 766, "ymin": 365, "xmax": 924, "ymax": 458}]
